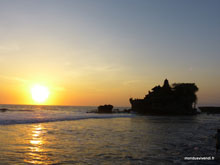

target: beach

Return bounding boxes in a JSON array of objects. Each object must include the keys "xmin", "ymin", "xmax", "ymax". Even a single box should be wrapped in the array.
[{"xmin": 0, "ymin": 105, "xmax": 219, "ymax": 164}]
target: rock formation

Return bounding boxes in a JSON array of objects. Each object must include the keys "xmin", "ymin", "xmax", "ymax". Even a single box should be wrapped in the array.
[
  {"xmin": 129, "ymin": 79, "xmax": 198, "ymax": 115},
  {"xmin": 98, "ymin": 104, "xmax": 113, "ymax": 113}
]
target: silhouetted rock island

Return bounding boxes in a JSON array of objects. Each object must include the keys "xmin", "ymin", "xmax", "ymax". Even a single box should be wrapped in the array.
[
  {"xmin": 130, "ymin": 79, "xmax": 199, "ymax": 115},
  {"xmin": 87, "ymin": 104, "xmax": 131, "ymax": 113},
  {"xmin": 0, "ymin": 108, "xmax": 8, "ymax": 112},
  {"xmin": 98, "ymin": 104, "xmax": 113, "ymax": 113}
]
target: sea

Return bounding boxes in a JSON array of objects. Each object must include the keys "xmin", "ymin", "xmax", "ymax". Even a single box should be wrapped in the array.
[{"xmin": 0, "ymin": 104, "xmax": 219, "ymax": 165}]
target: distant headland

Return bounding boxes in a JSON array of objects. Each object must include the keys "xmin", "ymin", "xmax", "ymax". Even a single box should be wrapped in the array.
[{"xmin": 129, "ymin": 79, "xmax": 198, "ymax": 115}]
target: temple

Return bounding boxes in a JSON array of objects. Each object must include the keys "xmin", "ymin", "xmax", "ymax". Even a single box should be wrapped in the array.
[{"xmin": 129, "ymin": 79, "xmax": 198, "ymax": 115}]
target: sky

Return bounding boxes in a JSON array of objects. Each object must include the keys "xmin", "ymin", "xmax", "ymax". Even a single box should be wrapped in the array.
[{"xmin": 0, "ymin": 0, "xmax": 219, "ymax": 106}]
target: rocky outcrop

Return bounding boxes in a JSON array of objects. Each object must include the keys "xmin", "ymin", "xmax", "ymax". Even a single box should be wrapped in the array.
[
  {"xmin": 129, "ymin": 79, "xmax": 198, "ymax": 115},
  {"xmin": 199, "ymin": 107, "xmax": 220, "ymax": 114},
  {"xmin": 0, "ymin": 108, "xmax": 8, "ymax": 112},
  {"xmin": 98, "ymin": 104, "xmax": 113, "ymax": 113}
]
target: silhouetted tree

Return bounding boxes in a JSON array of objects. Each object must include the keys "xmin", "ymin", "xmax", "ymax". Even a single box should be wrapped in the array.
[{"xmin": 173, "ymin": 83, "xmax": 198, "ymax": 109}]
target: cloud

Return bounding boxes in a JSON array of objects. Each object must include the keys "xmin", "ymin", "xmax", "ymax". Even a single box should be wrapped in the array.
[
  {"xmin": 0, "ymin": 75, "xmax": 66, "ymax": 92},
  {"xmin": 0, "ymin": 44, "xmax": 20, "ymax": 52},
  {"xmin": 122, "ymin": 80, "xmax": 140, "ymax": 86},
  {"xmin": 51, "ymin": 86, "xmax": 66, "ymax": 92},
  {"xmin": 0, "ymin": 75, "xmax": 27, "ymax": 83}
]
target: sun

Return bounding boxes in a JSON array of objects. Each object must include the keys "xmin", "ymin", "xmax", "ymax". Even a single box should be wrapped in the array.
[{"xmin": 31, "ymin": 85, "xmax": 50, "ymax": 103}]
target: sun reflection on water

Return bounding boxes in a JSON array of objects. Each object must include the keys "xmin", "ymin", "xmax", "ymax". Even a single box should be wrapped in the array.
[
  {"xmin": 30, "ymin": 124, "xmax": 44, "ymax": 145},
  {"xmin": 24, "ymin": 124, "xmax": 50, "ymax": 164}
]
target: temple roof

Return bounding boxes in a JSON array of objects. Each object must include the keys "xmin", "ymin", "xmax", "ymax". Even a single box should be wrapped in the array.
[{"xmin": 163, "ymin": 79, "xmax": 170, "ymax": 89}]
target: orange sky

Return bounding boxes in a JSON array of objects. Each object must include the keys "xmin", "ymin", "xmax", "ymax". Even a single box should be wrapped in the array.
[{"xmin": 0, "ymin": 1, "xmax": 220, "ymax": 106}]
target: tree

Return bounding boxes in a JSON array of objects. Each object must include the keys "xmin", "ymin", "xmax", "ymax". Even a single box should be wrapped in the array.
[{"xmin": 172, "ymin": 83, "xmax": 199, "ymax": 109}]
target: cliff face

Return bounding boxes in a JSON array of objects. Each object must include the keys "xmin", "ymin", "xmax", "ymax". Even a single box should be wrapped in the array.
[{"xmin": 129, "ymin": 79, "xmax": 198, "ymax": 115}]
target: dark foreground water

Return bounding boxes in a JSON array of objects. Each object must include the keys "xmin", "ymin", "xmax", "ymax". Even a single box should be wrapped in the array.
[{"xmin": 0, "ymin": 105, "xmax": 220, "ymax": 164}]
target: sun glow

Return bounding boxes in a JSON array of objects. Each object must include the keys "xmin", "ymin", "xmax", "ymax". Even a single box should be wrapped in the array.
[{"xmin": 31, "ymin": 85, "xmax": 50, "ymax": 103}]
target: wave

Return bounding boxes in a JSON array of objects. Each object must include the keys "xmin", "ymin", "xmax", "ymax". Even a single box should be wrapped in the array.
[{"xmin": 0, "ymin": 114, "xmax": 133, "ymax": 125}]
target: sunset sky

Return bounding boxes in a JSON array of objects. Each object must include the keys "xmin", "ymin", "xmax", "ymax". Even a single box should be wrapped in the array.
[{"xmin": 0, "ymin": 0, "xmax": 219, "ymax": 106}]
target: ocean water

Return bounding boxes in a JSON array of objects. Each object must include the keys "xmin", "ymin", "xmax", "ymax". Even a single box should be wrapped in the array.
[{"xmin": 0, "ymin": 105, "xmax": 219, "ymax": 164}]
